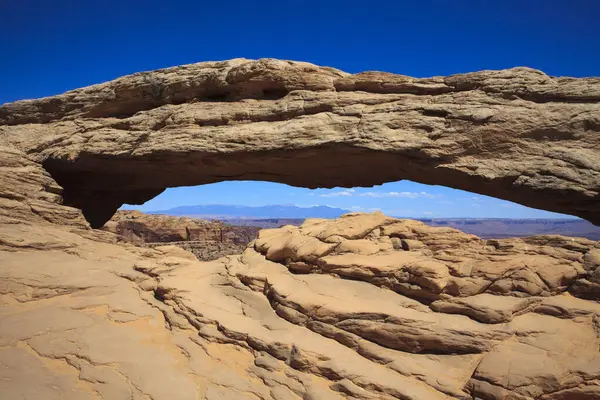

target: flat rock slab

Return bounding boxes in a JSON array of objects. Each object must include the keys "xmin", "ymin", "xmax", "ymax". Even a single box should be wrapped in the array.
[{"xmin": 1, "ymin": 211, "xmax": 599, "ymax": 399}]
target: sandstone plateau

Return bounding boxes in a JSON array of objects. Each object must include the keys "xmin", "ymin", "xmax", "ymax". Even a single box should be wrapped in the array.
[{"xmin": 0, "ymin": 58, "xmax": 600, "ymax": 399}]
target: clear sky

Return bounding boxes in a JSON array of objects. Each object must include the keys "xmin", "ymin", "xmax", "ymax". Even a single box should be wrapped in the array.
[{"xmin": 3, "ymin": 1, "xmax": 599, "ymax": 218}]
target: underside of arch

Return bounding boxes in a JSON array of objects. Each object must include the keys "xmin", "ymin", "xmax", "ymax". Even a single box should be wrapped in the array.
[{"xmin": 1, "ymin": 58, "xmax": 599, "ymax": 228}]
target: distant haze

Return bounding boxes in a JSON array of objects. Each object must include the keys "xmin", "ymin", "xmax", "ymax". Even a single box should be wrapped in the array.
[
  {"xmin": 149, "ymin": 204, "xmax": 349, "ymax": 219},
  {"xmin": 145, "ymin": 204, "xmax": 600, "ymax": 240}
]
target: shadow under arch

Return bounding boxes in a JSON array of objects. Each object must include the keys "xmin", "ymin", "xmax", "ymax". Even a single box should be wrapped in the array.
[{"xmin": 42, "ymin": 143, "xmax": 599, "ymax": 229}]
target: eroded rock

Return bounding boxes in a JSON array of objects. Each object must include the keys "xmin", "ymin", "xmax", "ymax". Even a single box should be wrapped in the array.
[
  {"xmin": 103, "ymin": 210, "xmax": 260, "ymax": 260},
  {"xmin": 1, "ymin": 208, "xmax": 600, "ymax": 399},
  {"xmin": 1, "ymin": 59, "xmax": 600, "ymax": 399},
  {"xmin": 1, "ymin": 59, "xmax": 599, "ymax": 227}
]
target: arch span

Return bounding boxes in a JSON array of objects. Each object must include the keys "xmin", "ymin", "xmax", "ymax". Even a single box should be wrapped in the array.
[{"xmin": 1, "ymin": 59, "xmax": 599, "ymax": 228}]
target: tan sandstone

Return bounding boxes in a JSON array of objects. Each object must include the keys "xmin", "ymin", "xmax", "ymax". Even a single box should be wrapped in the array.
[
  {"xmin": 1, "ymin": 59, "xmax": 599, "ymax": 399},
  {"xmin": 0, "ymin": 59, "xmax": 598, "ymax": 227}
]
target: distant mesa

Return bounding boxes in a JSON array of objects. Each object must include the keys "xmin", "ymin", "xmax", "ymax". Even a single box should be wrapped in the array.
[{"xmin": 103, "ymin": 210, "xmax": 261, "ymax": 261}]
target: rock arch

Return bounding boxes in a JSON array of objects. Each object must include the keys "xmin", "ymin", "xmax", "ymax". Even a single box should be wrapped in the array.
[{"xmin": 1, "ymin": 58, "xmax": 599, "ymax": 228}]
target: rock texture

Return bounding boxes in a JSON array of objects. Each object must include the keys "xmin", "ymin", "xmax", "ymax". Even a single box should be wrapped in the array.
[
  {"xmin": 1, "ymin": 59, "xmax": 600, "ymax": 399},
  {"xmin": 1, "ymin": 58, "xmax": 599, "ymax": 227},
  {"xmin": 2, "ymin": 209, "xmax": 599, "ymax": 400},
  {"xmin": 103, "ymin": 210, "xmax": 260, "ymax": 261}
]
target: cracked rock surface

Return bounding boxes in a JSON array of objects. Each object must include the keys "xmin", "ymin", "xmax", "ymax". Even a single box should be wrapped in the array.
[{"xmin": 1, "ymin": 205, "xmax": 599, "ymax": 399}]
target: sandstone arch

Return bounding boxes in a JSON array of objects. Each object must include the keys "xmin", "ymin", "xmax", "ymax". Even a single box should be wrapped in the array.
[
  {"xmin": 1, "ymin": 58, "xmax": 599, "ymax": 228},
  {"xmin": 2, "ymin": 58, "xmax": 600, "ymax": 400}
]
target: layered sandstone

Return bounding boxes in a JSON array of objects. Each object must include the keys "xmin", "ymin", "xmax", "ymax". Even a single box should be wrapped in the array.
[
  {"xmin": 103, "ymin": 210, "xmax": 260, "ymax": 260},
  {"xmin": 1, "ymin": 59, "xmax": 600, "ymax": 399},
  {"xmin": 1, "ymin": 59, "xmax": 599, "ymax": 227},
  {"xmin": 2, "ymin": 211, "xmax": 599, "ymax": 399}
]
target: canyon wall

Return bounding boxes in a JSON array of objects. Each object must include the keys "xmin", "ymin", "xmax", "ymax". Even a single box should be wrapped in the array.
[{"xmin": 103, "ymin": 210, "xmax": 260, "ymax": 260}]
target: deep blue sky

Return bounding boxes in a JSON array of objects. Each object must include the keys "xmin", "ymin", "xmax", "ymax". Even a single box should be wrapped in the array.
[{"xmin": 3, "ymin": 1, "xmax": 599, "ymax": 218}]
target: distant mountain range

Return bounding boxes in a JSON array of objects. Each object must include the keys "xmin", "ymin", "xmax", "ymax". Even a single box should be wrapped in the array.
[{"xmin": 149, "ymin": 204, "xmax": 349, "ymax": 219}]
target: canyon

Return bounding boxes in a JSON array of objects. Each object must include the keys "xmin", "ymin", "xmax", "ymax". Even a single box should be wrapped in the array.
[
  {"xmin": 0, "ymin": 58, "xmax": 599, "ymax": 399},
  {"xmin": 103, "ymin": 210, "xmax": 260, "ymax": 261}
]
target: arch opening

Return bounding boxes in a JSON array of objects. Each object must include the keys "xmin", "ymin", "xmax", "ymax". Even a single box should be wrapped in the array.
[
  {"xmin": 113, "ymin": 180, "xmax": 600, "ymax": 240},
  {"xmin": 41, "ymin": 144, "xmax": 598, "ymax": 230}
]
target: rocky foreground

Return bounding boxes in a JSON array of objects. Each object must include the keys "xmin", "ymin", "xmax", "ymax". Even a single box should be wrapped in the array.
[
  {"xmin": 103, "ymin": 210, "xmax": 260, "ymax": 261},
  {"xmin": 1, "ymin": 210, "xmax": 599, "ymax": 400}
]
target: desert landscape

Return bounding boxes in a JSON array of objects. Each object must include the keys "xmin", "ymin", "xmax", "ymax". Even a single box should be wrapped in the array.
[
  {"xmin": 1, "ymin": 58, "xmax": 599, "ymax": 400},
  {"xmin": 102, "ymin": 210, "xmax": 600, "ymax": 264}
]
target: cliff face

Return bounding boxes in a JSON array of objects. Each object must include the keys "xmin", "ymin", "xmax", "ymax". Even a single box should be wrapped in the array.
[
  {"xmin": 103, "ymin": 211, "xmax": 260, "ymax": 250},
  {"xmin": 102, "ymin": 210, "xmax": 261, "ymax": 261},
  {"xmin": 0, "ymin": 59, "xmax": 600, "ymax": 400},
  {"xmin": 102, "ymin": 210, "xmax": 260, "ymax": 260}
]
